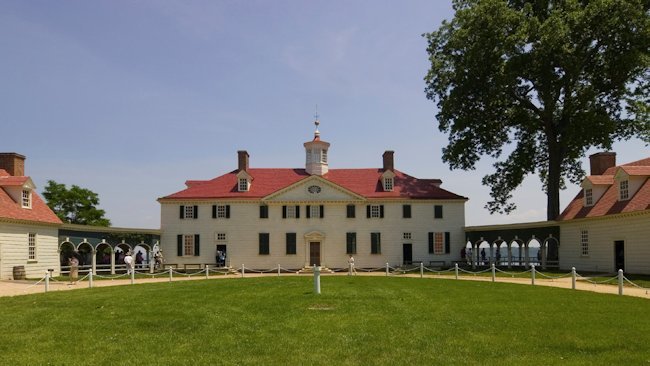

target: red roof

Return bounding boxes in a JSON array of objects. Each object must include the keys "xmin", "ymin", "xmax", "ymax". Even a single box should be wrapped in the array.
[
  {"xmin": 161, "ymin": 168, "xmax": 466, "ymax": 201},
  {"xmin": 559, "ymin": 157, "xmax": 650, "ymax": 221},
  {"xmin": 0, "ymin": 170, "xmax": 62, "ymax": 225},
  {"xmin": 585, "ymin": 175, "xmax": 614, "ymax": 185}
]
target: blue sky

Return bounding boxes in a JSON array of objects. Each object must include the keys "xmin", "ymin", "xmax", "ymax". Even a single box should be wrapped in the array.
[{"xmin": 1, "ymin": 1, "xmax": 646, "ymax": 229}]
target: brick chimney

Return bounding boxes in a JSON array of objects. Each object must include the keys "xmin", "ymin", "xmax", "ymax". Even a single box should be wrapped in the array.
[
  {"xmin": 237, "ymin": 150, "xmax": 249, "ymax": 172},
  {"xmin": 382, "ymin": 150, "xmax": 394, "ymax": 172},
  {"xmin": 589, "ymin": 152, "xmax": 616, "ymax": 175},
  {"xmin": 0, "ymin": 153, "xmax": 26, "ymax": 176}
]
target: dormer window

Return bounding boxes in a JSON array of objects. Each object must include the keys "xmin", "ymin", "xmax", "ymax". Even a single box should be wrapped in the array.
[
  {"xmin": 619, "ymin": 180, "xmax": 629, "ymax": 200},
  {"xmin": 21, "ymin": 189, "xmax": 31, "ymax": 208},
  {"xmin": 383, "ymin": 177, "xmax": 393, "ymax": 192},
  {"xmin": 239, "ymin": 178, "xmax": 249, "ymax": 192},
  {"xmin": 584, "ymin": 188, "xmax": 593, "ymax": 206}
]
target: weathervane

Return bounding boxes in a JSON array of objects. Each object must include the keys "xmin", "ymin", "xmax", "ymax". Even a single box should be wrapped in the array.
[{"xmin": 314, "ymin": 104, "xmax": 320, "ymax": 135}]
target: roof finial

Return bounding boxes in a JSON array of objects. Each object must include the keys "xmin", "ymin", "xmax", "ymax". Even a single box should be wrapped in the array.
[{"xmin": 313, "ymin": 104, "xmax": 320, "ymax": 140}]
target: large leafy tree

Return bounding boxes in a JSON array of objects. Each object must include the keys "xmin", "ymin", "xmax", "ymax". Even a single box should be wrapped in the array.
[
  {"xmin": 424, "ymin": 0, "xmax": 649, "ymax": 220},
  {"xmin": 43, "ymin": 180, "xmax": 111, "ymax": 226}
]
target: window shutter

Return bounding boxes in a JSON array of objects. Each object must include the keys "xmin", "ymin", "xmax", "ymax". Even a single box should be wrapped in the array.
[
  {"xmin": 177, "ymin": 235, "xmax": 183, "ymax": 256},
  {"xmin": 295, "ymin": 205, "xmax": 300, "ymax": 218},
  {"xmin": 380, "ymin": 205, "xmax": 384, "ymax": 218},
  {"xmin": 403, "ymin": 205, "xmax": 411, "ymax": 218},
  {"xmin": 193, "ymin": 205, "xmax": 198, "ymax": 219},
  {"xmin": 260, "ymin": 205, "xmax": 268, "ymax": 219},
  {"xmin": 212, "ymin": 205, "xmax": 217, "ymax": 218},
  {"xmin": 306, "ymin": 205, "xmax": 311, "ymax": 218},
  {"xmin": 282, "ymin": 206, "xmax": 287, "ymax": 219},
  {"xmin": 445, "ymin": 232, "xmax": 451, "ymax": 254},
  {"xmin": 180, "ymin": 206, "xmax": 185, "ymax": 219},
  {"xmin": 428, "ymin": 232, "xmax": 434, "ymax": 254},
  {"xmin": 226, "ymin": 205, "xmax": 231, "ymax": 219},
  {"xmin": 347, "ymin": 205, "xmax": 355, "ymax": 218},
  {"xmin": 194, "ymin": 234, "xmax": 200, "ymax": 256},
  {"xmin": 434, "ymin": 205, "xmax": 443, "ymax": 219},
  {"xmin": 366, "ymin": 205, "xmax": 371, "ymax": 218},
  {"xmin": 320, "ymin": 205, "xmax": 324, "ymax": 218}
]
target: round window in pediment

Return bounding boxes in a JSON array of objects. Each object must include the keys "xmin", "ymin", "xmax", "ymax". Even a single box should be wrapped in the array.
[{"xmin": 307, "ymin": 185, "xmax": 322, "ymax": 194}]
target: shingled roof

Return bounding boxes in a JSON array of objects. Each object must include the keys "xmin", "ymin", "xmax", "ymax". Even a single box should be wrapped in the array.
[
  {"xmin": 0, "ymin": 170, "xmax": 62, "ymax": 225},
  {"xmin": 558, "ymin": 157, "xmax": 650, "ymax": 220},
  {"xmin": 160, "ymin": 168, "xmax": 466, "ymax": 201}
]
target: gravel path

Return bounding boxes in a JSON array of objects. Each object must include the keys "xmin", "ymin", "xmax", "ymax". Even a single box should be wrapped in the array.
[{"xmin": 1, "ymin": 272, "xmax": 648, "ymax": 299}]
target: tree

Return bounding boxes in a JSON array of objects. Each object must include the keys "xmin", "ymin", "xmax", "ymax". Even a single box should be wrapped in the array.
[
  {"xmin": 424, "ymin": 0, "xmax": 649, "ymax": 220},
  {"xmin": 43, "ymin": 180, "xmax": 111, "ymax": 226}
]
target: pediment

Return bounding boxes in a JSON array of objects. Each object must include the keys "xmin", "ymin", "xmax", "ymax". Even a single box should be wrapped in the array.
[{"xmin": 263, "ymin": 176, "xmax": 365, "ymax": 202}]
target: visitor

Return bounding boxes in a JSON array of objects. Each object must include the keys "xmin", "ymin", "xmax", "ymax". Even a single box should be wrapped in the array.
[
  {"xmin": 348, "ymin": 255, "xmax": 357, "ymax": 276},
  {"xmin": 68, "ymin": 256, "xmax": 79, "ymax": 284},
  {"xmin": 216, "ymin": 250, "xmax": 222, "ymax": 267},
  {"xmin": 135, "ymin": 251, "xmax": 144, "ymax": 267},
  {"xmin": 124, "ymin": 251, "xmax": 134, "ymax": 275},
  {"xmin": 219, "ymin": 251, "xmax": 226, "ymax": 267},
  {"xmin": 480, "ymin": 248, "xmax": 486, "ymax": 264},
  {"xmin": 466, "ymin": 247, "xmax": 472, "ymax": 264}
]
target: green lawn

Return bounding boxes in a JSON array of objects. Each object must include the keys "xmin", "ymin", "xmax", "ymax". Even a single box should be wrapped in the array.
[{"xmin": 0, "ymin": 276, "xmax": 648, "ymax": 365}]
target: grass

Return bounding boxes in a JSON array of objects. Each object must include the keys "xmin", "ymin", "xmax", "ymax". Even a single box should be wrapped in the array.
[{"xmin": 0, "ymin": 276, "xmax": 648, "ymax": 365}]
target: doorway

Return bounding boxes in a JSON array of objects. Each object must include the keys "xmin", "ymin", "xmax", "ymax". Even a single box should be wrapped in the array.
[
  {"xmin": 216, "ymin": 244, "xmax": 227, "ymax": 267},
  {"xmin": 403, "ymin": 244, "xmax": 412, "ymax": 265},
  {"xmin": 614, "ymin": 241, "xmax": 624, "ymax": 272},
  {"xmin": 309, "ymin": 242, "xmax": 321, "ymax": 266}
]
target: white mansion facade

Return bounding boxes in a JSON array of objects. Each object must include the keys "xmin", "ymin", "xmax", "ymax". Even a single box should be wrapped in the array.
[{"xmin": 159, "ymin": 126, "xmax": 468, "ymax": 270}]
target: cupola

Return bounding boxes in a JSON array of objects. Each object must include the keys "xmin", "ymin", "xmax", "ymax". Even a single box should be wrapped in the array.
[{"xmin": 303, "ymin": 116, "xmax": 330, "ymax": 176}]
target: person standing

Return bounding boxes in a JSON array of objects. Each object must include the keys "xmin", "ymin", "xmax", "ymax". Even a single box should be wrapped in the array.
[
  {"xmin": 68, "ymin": 256, "xmax": 79, "ymax": 284},
  {"xmin": 124, "ymin": 251, "xmax": 134, "ymax": 275},
  {"xmin": 348, "ymin": 255, "xmax": 357, "ymax": 276}
]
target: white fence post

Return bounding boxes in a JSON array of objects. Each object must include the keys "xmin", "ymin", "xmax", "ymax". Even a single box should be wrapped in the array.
[
  {"xmin": 385, "ymin": 263, "xmax": 389, "ymax": 276},
  {"xmin": 130, "ymin": 269, "xmax": 135, "ymax": 285},
  {"xmin": 89, "ymin": 270, "xmax": 93, "ymax": 288},
  {"xmin": 491, "ymin": 263, "xmax": 495, "ymax": 282},
  {"xmin": 314, "ymin": 265, "xmax": 321, "ymax": 294},
  {"xmin": 571, "ymin": 267, "xmax": 576, "ymax": 290},
  {"xmin": 531, "ymin": 264, "xmax": 536, "ymax": 286},
  {"xmin": 45, "ymin": 272, "xmax": 50, "ymax": 293},
  {"xmin": 420, "ymin": 262, "xmax": 424, "ymax": 278},
  {"xmin": 455, "ymin": 263, "xmax": 459, "ymax": 280},
  {"xmin": 618, "ymin": 269, "xmax": 624, "ymax": 296},
  {"xmin": 241, "ymin": 264, "xmax": 245, "ymax": 278},
  {"xmin": 169, "ymin": 267, "xmax": 172, "ymax": 282},
  {"xmin": 205, "ymin": 265, "xmax": 210, "ymax": 280}
]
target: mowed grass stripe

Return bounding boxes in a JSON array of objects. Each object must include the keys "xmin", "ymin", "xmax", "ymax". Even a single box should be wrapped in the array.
[{"xmin": 0, "ymin": 276, "xmax": 647, "ymax": 365}]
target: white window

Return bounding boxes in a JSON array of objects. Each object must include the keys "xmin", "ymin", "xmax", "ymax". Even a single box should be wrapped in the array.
[
  {"xmin": 28, "ymin": 233, "xmax": 36, "ymax": 260},
  {"xmin": 384, "ymin": 177, "xmax": 393, "ymax": 192},
  {"xmin": 184, "ymin": 235, "xmax": 195, "ymax": 256},
  {"xmin": 310, "ymin": 205, "xmax": 320, "ymax": 218},
  {"xmin": 619, "ymin": 180, "xmax": 629, "ymax": 200},
  {"xmin": 370, "ymin": 205, "xmax": 381, "ymax": 218},
  {"xmin": 580, "ymin": 230, "xmax": 589, "ymax": 256},
  {"xmin": 585, "ymin": 188, "xmax": 593, "ymax": 206},
  {"xmin": 184, "ymin": 206, "xmax": 195, "ymax": 219},
  {"xmin": 286, "ymin": 205, "xmax": 296, "ymax": 218},
  {"xmin": 403, "ymin": 232, "xmax": 412, "ymax": 240},
  {"xmin": 238, "ymin": 178, "xmax": 249, "ymax": 192},
  {"xmin": 216, "ymin": 233, "xmax": 227, "ymax": 242},
  {"xmin": 216, "ymin": 205, "xmax": 227, "ymax": 218},
  {"xmin": 434, "ymin": 232, "xmax": 444, "ymax": 254},
  {"xmin": 22, "ymin": 190, "xmax": 31, "ymax": 208}
]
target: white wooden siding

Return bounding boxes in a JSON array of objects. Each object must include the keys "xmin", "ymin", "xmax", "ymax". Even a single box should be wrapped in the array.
[{"xmin": 0, "ymin": 222, "xmax": 60, "ymax": 280}]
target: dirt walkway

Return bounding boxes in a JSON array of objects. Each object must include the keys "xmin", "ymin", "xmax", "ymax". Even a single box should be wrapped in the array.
[{"xmin": 1, "ymin": 272, "xmax": 648, "ymax": 299}]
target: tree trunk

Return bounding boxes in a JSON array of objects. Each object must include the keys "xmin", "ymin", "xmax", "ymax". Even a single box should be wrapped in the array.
[{"xmin": 547, "ymin": 141, "xmax": 562, "ymax": 221}]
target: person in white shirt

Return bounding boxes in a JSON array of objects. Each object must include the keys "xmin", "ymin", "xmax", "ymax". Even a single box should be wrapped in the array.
[
  {"xmin": 348, "ymin": 255, "xmax": 357, "ymax": 276},
  {"xmin": 124, "ymin": 251, "xmax": 134, "ymax": 275}
]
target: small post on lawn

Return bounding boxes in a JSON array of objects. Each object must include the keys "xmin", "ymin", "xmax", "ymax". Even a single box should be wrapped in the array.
[
  {"xmin": 348, "ymin": 262, "xmax": 352, "ymax": 276},
  {"xmin": 491, "ymin": 263, "xmax": 495, "ymax": 282},
  {"xmin": 618, "ymin": 269, "xmax": 624, "ymax": 296},
  {"xmin": 89, "ymin": 270, "xmax": 93, "ymax": 288},
  {"xmin": 45, "ymin": 271, "xmax": 50, "ymax": 293},
  {"xmin": 130, "ymin": 269, "xmax": 135, "ymax": 285},
  {"xmin": 420, "ymin": 262, "xmax": 424, "ymax": 278},
  {"xmin": 241, "ymin": 264, "xmax": 245, "ymax": 278},
  {"xmin": 278, "ymin": 264, "xmax": 281, "ymax": 277},
  {"xmin": 205, "ymin": 265, "xmax": 210, "ymax": 280},
  {"xmin": 168, "ymin": 267, "xmax": 172, "ymax": 282},
  {"xmin": 455, "ymin": 263, "xmax": 459, "ymax": 280},
  {"xmin": 531, "ymin": 264, "xmax": 536, "ymax": 286},
  {"xmin": 385, "ymin": 263, "xmax": 389, "ymax": 276},
  {"xmin": 313, "ymin": 265, "xmax": 321, "ymax": 294},
  {"xmin": 571, "ymin": 267, "xmax": 576, "ymax": 290}
]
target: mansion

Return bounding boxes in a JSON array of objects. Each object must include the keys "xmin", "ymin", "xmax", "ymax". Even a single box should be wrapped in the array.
[{"xmin": 158, "ymin": 124, "xmax": 468, "ymax": 270}]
